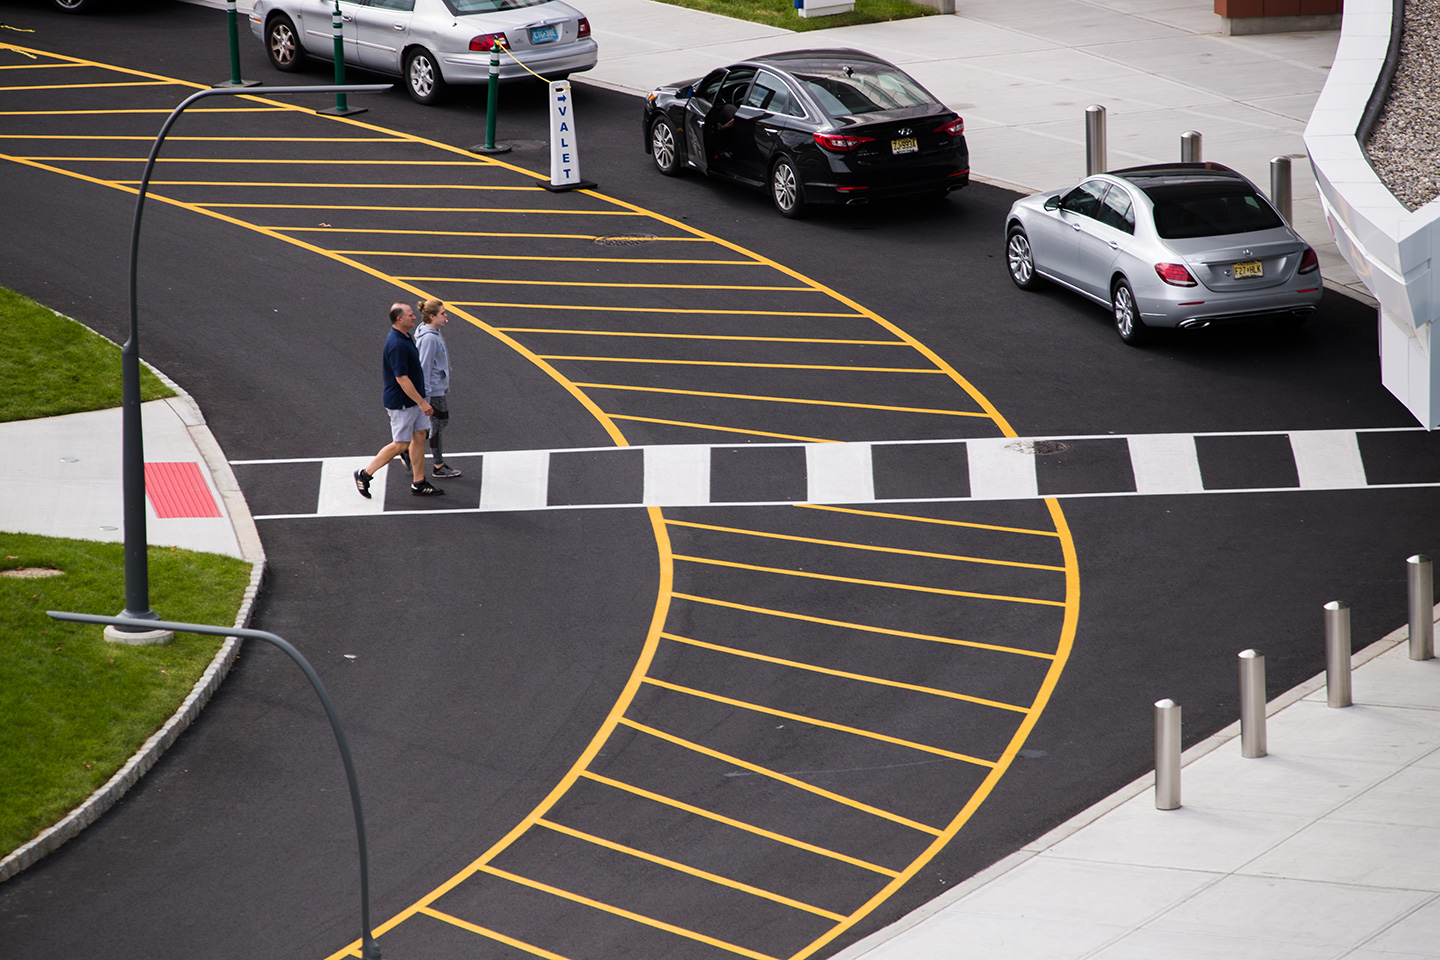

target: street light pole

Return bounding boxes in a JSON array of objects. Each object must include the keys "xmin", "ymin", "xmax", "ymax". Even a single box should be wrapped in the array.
[
  {"xmin": 49, "ymin": 610, "xmax": 384, "ymax": 960},
  {"xmin": 114, "ymin": 83, "xmax": 389, "ymax": 637}
]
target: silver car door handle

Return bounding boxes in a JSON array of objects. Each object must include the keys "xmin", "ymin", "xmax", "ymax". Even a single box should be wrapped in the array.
[
  {"xmin": 342, "ymin": 14, "xmax": 353, "ymax": 21},
  {"xmin": 1071, "ymin": 221, "xmax": 1081, "ymax": 231},
  {"xmin": 1108, "ymin": 240, "xmax": 1119, "ymax": 249},
  {"xmin": 393, "ymin": 23, "xmax": 405, "ymax": 29}
]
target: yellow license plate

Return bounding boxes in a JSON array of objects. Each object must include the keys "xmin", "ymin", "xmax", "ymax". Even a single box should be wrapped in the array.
[
  {"xmin": 891, "ymin": 137, "xmax": 918, "ymax": 155},
  {"xmin": 1233, "ymin": 260, "xmax": 1263, "ymax": 278}
]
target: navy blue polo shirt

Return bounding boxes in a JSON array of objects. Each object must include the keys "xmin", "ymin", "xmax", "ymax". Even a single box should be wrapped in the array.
[{"xmin": 382, "ymin": 326, "xmax": 423, "ymax": 409}]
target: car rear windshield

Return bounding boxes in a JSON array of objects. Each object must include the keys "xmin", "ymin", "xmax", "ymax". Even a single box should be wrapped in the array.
[
  {"xmin": 790, "ymin": 64, "xmax": 936, "ymax": 118},
  {"xmin": 1143, "ymin": 182, "xmax": 1284, "ymax": 239},
  {"xmin": 444, "ymin": 0, "xmax": 552, "ymax": 13}
]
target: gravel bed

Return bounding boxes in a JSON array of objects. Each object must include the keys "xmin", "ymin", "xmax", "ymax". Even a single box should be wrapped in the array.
[{"xmin": 1365, "ymin": 0, "xmax": 1440, "ymax": 211}]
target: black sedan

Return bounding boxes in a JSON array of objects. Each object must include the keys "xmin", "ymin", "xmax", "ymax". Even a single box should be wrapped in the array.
[{"xmin": 642, "ymin": 49, "xmax": 969, "ymax": 218}]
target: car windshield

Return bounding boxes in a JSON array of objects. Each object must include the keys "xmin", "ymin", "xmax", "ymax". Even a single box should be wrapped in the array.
[
  {"xmin": 791, "ymin": 64, "xmax": 935, "ymax": 117},
  {"xmin": 443, "ymin": 0, "xmax": 553, "ymax": 13},
  {"xmin": 1144, "ymin": 182, "xmax": 1284, "ymax": 239}
]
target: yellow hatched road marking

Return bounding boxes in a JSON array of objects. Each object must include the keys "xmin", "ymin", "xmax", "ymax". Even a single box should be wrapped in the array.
[
  {"xmin": 674, "ymin": 554, "xmax": 1067, "ymax": 608},
  {"xmin": 195, "ymin": 202, "xmax": 644, "ymax": 214},
  {"xmin": 475, "ymin": 303, "xmax": 854, "ymax": 317},
  {"xmin": 672, "ymin": 593, "xmax": 1058, "ymax": 660},
  {"xmin": 0, "ymin": 63, "xmax": 76, "ymax": 70},
  {"xmin": 128, "ymin": 180, "xmax": 541, "ymax": 188},
  {"xmin": 499, "ymin": 329, "xmax": 905, "ymax": 345},
  {"xmin": 417, "ymin": 907, "xmax": 576, "ymax": 960},
  {"xmin": 576, "ymin": 382, "xmax": 991, "ymax": 418},
  {"xmin": 478, "ymin": 865, "xmax": 782, "ymax": 960},
  {"xmin": 606, "ymin": 415, "xmax": 831, "ymax": 444},
  {"xmin": 343, "ymin": 251, "xmax": 759, "ymax": 266},
  {"xmin": 662, "ymin": 633, "xmax": 1030, "ymax": 713},
  {"xmin": 578, "ymin": 772, "xmax": 901, "ymax": 877},
  {"xmin": 801, "ymin": 503, "xmax": 1063, "ymax": 537},
  {"xmin": 539, "ymin": 357, "xmax": 941, "ymax": 373},
  {"xmin": 0, "ymin": 135, "xmax": 409, "ymax": 142},
  {"xmin": 664, "ymin": 519, "xmax": 1067, "ymax": 572},
  {"xmin": 296, "ymin": 231, "xmax": 709, "ymax": 242},
  {"xmin": 0, "ymin": 107, "xmax": 290, "ymax": 114},
  {"xmin": 620, "ymin": 719, "xmax": 944, "ymax": 835},
  {"xmin": 642, "ymin": 677, "xmax": 1001, "ymax": 767},
  {"xmin": 16, "ymin": 156, "xmax": 495, "ymax": 165},
  {"xmin": 535, "ymin": 819, "xmax": 847, "ymax": 921},
  {"xmin": 0, "ymin": 81, "xmax": 178, "ymax": 91},
  {"xmin": 405, "ymin": 277, "xmax": 809, "ymax": 290}
]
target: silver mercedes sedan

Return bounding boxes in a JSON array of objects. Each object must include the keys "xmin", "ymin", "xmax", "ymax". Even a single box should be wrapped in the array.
[
  {"xmin": 1005, "ymin": 163, "xmax": 1322, "ymax": 344},
  {"xmin": 251, "ymin": 0, "xmax": 598, "ymax": 105}
]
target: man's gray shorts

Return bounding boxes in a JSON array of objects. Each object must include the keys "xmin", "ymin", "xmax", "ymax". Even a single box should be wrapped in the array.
[{"xmin": 386, "ymin": 404, "xmax": 430, "ymax": 443}]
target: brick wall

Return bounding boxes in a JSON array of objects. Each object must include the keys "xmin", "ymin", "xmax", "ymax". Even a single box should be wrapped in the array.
[{"xmin": 1215, "ymin": 0, "xmax": 1343, "ymax": 15}]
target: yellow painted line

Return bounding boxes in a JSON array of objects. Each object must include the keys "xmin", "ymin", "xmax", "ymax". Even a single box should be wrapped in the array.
[
  {"xmin": 0, "ymin": 107, "xmax": 290, "ymax": 115},
  {"xmin": 472, "ymin": 302, "xmax": 854, "ymax": 317},
  {"xmin": 642, "ymin": 677, "xmax": 1000, "ymax": 767},
  {"xmin": 0, "ymin": 135, "xmax": 408, "ymax": 142},
  {"xmin": 673, "ymin": 593, "xmax": 1057, "ymax": 660},
  {"xmin": 499, "ymin": 329, "xmax": 903, "ymax": 346},
  {"xmin": 575, "ymin": 382, "xmax": 992, "ymax": 418},
  {"xmin": 403, "ymin": 277, "xmax": 810, "ymax": 290},
  {"xmin": 535, "ymin": 818, "xmax": 847, "ymax": 921},
  {"xmin": 579, "ymin": 771, "xmax": 901, "ymax": 877},
  {"xmin": 800, "ymin": 503, "xmax": 1063, "ymax": 537},
  {"xmin": 0, "ymin": 63, "xmax": 75, "ymax": 70},
  {"xmin": 605, "ymin": 414, "xmax": 831, "ymax": 444},
  {"xmin": 673, "ymin": 555, "xmax": 1067, "ymax": 608},
  {"xmin": 478, "ymin": 865, "xmax": 782, "ymax": 960},
  {"xmin": 0, "ymin": 80, "xmax": 177, "ymax": 91},
  {"xmin": 539, "ymin": 357, "xmax": 942, "ymax": 373},
  {"xmin": 290, "ymin": 231, "xmax": 708, "ymax": 242},
  {"xmin": 196, "ymin": 202, "xmax": 643, "ymax": 214},
  {"xmin": 16, "ymin": 156, "xmax": 495, "ymax": 165},
  {"xmin": 417, "ymin": 907, "xmax": 576, "ymax": 960},
  {"xmin": 664, "ymin": 519, "xmax": 1067, "ymax": 572},
  {"xmin": 661, "ymin": 633, "xmax": 1030, "ymax": 713},
  {"xmin": 125, "ymin": 180, "xmax": 542, "ymax": 188},
  {"xmin": 621, "ymin": 719, "xmax": 944, "ymax": 835},
  {"xmin": 340, "ymin": 251, "xmax": 759, "ymax": 266}
]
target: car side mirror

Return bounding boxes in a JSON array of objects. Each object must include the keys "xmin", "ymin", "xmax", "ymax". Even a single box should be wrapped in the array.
[{"xmin": 1044, "ymin": 195, "xmax": 1062, "ymax": 211}]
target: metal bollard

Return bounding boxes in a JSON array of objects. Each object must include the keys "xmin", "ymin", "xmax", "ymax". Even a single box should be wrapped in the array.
[
  {"xmin": 1325, "ymin": 601, "xmax": 1352, "ymax": 707},
  {"xmin": 471, "ymin": 44, "xmax": 512, "ymax": 154},
  {"xmin": 1181, "ymin": 130, "xmax": 1202, "ymax": 162},
  {"xmin": 1270, "ymin": 156, "xmax": 1292, "ymax": 224},
  {"xmin": 318, "ymin": 0, "xmax": 366, "ymax": 116},
  {"xmin": 1239, "ymin": 650, "xmax": 1267, "ymax": 758},
  {"xmin": 1154, "ymin": 698, "xmax": 1181, "ymax": 810},
  {"xmin": 1408, "ymin": 555, "xmax": 1434, "ymax": 660},
  {"xmin": 1085, "ymin": 105, "xmax": 1107, "ymax": 176}
]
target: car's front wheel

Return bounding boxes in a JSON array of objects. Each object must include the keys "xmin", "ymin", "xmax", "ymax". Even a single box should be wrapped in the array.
[
  {"xmin": 265, "ymin": 14, "xmax": 305, "ymax": 72},
  {"xmin": 650, "ymin": 117, "xmax": 681, "ymax": 176},
  {"xmin": 1006, "ymin": 225, "xmax": 1040, "ymax": 289},
  {"xmin": 770, "ymin": 157, "xmax": 805, "ymax": 219},
  {"xmin": 1112, "ymin": 278, "xmax": 1149, "ymax": 345},
  {"xmin": 405, "ymin": 48, "xmax": 445, "ymax": 105}
]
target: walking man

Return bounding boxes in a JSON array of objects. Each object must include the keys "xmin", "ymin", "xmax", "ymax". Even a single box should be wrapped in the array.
[{"xmin": 354, "ymin": 302, "xmax": 445, "ymax": 498}]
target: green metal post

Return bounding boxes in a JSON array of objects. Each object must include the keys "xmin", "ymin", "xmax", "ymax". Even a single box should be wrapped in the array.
[
  {"xmin": 332, "ymin": 0, "xmax": 348, "ymax": 114},
  {"xmin": 226, "ymin": 0, "xmax": 242, "ymax": 84},
  {"xmin": 470, "ymin": 42, "xmax": 510, "ymax": 154}
]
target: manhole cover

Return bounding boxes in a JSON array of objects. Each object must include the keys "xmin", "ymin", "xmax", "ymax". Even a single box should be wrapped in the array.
[{"xmin": 593, "ymin": 234, "xmax": 657, "ymax": 246}]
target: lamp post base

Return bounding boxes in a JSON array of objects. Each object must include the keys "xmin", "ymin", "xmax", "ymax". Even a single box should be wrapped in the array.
[{"xmin": 104, "ymin": 624, "xmax": 176, "ymax": 646}]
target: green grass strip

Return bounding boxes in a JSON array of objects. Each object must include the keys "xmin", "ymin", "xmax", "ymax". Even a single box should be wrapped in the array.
[
  {"xmin": 0, "ymin": 532, "xmax": 252, "ymax": 858},
  {"xmin": 0, "ymin": 286, "xmax": 173, "ymax": 424},
  {"xmin": 651, "ymin": 0, "xmax": 933, "ymax": 32}
]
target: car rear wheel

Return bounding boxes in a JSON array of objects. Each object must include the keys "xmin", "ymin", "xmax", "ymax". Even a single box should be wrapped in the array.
[
  {"xmin": 52, "ymin": 0, "xmax": 102, "ymax": 11},
  {"xmin": 650, "ymin": 117, "xmax": 681, "ymax": 176},
  {"xmin": 406, "ymin": 49, "xmax": 445, "ymax": 105},
  {"xmin": 770, "ymin": 157, "xmax": 805, "ymax": 219},
  {"xmin": 1112, "ymin": 279, "xmax": 1149, "ymax": 345},
  {"xmin": 265, "ymin": 15, "xmax": 305, "ymax": 72},
  {"xmin": 1006, "ymin": 225, "xmax": 1040, "ymax": 289}
]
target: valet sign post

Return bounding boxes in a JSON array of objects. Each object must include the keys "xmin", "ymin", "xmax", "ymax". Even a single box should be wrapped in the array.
[{"xmin": 542, "ymin": 80, "xmax": 597, "ymax": 192}]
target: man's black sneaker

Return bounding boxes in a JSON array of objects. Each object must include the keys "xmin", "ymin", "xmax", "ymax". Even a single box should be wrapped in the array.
[
  {"xmin": 399, "ymin": 449, "xmax": 412, "ymax": 470},
  {"xmin": 354, "ymin": 469, "xmax": 372, "ymax": 499},
  {"xmin": 411, "ymin": 480, "xmax": 444, "ymax": 496}
]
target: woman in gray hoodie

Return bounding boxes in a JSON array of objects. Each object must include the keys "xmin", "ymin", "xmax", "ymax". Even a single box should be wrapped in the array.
[{"xmin": 415, "ymin": 299, "xmax": 461, "ymax": 478}]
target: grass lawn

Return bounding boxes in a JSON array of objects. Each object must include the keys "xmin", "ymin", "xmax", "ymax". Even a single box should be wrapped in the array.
[
  {"xmin": 0, "ymin": 532, "xmax": 252, "ymax": 859},
  {"xmin": 0, "ymin": 286, "xmax": 173, "ymax": 423},
  {"xmin": 651, "ymin": 0, "xmax": 934, "ymax": 32}
]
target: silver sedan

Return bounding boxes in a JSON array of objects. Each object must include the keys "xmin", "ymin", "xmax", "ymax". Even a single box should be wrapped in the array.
[
  {"xmin": 251, "ymin": 0, "xmax": 598, "ymax": 105},
  {"xmin": 1004, "ymin": 163, "xmax": 1322, "ymax": 344}
]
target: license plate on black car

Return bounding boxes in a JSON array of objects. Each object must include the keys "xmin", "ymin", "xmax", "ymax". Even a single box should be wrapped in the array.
[
  {"xmin": 891, "ymin": 137, "xmax": 918, "ymax": 155},
  {"xmin": 530, "ymin": 24, "xmax": 559, "ymax": 43}
]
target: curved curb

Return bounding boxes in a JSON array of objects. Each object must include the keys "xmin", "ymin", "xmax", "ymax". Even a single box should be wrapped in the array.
[{"xmin": 0, "ymin": 353, "xmax": 267, "ymax": 884}]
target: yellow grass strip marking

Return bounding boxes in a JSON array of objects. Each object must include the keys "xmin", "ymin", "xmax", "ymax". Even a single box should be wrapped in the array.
[
  {"xmin": 417, "ymin": 907, "xmax": 576, "ymax": 960},
  {"xmin": 579, "ymin": 772, "xmax": 900, "ymax": 877},
  {"xmin": 619, "ymin": 719, "xmax": 944, "ymax": 836},
  {"xmin": 499, "ymin": 328, "xmax": 903, "ymax": 345},
  {"xmin": 661, "ymin": 633, "xmax": 1029, "ymax": 713},
  {"xmin": 642, "ymin": 678, "xmax": 1000, "ymax": 767},
  {"xmin": 673, "ymin": 555, "xmax": 1066, "ymax": 608},
  {"xmin": 664, "ymin": 519, "xmax": 1066, "ymax": 572},
  {"xmin": 478, "ymin": 866, "xmax": 782, "ymax": 960},
  {"xmin": 575, "ymin": 382, "xmax": 991, "ymax": 418},
  {"xmin": 671, "ymin": 593, "xmax": 1057, "ymax": 659},
  {"xmin": 800, "ymin": 503, "xmax": 1062, "ymax": 537},
  {"xmin": 535, "ymin": 819, "xmax": 847, "ymax": 921}
]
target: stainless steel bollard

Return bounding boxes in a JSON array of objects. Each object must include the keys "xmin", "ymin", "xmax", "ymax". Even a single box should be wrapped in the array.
[
  {"xmin": 1325, "ymin": 601, "xmax": 1352, "ymax": 707},
  {"xmin": 1408, "ymin": 555, "xmax": 1434, "ymax": 660},
  {"xmin": 1085, "ymin": 105, "xmax": 1107, "ymax": 176},
  {"xmin": 1239, "ymin": 649, "xmax": 1267, "ymax": 758},
  {"xmin": 1181, "ymin": 130, "xmax": 1202, "ymax": 162},
  {"xmin": 1154, "ymin": 698, "xmax": 1181, "ymax": 810},
  {"xmin": 1270, "ymin": 156, "xmax": 1293, "ymax": 224}
]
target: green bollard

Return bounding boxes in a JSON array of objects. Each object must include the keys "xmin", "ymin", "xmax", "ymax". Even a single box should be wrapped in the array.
[
  {"xmin": 213, "ymin": 0, "xmax": 259, "ymax": 88},
  {"xmin": 318, "ymin": 0, "xmax": 367, "ymax": 116},
  {"xmin": 470, "ymin": 42, "xmax": 511, "ymax": 154}
]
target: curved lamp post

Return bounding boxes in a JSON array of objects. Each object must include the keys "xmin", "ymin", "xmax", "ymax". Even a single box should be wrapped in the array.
[
  {"xmin": 116, "ymin": 83, "xmax": 389, "ymax": 637},
  {"xmin": 49, "ymin": 610, "xmax": 384, "ymax": 960}
]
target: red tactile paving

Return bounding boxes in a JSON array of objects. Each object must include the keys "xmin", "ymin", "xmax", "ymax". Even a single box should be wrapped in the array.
[{"xmin": 144, "ymin": 461, "xmax": 221, "ymax": 519}]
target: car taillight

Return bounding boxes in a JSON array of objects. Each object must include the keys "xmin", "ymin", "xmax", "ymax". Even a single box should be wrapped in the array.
[
  {"xmin": 1155, "ymin": 262, "xmax": 1198, "ymax": 286},
  {"xmin": 936, "ymin": 117, "xmax": 964, "ymax": 137},
  {"xmin": 813, "ymin": 131, "xmax": 874, "ymax": 152},
  {"xmin": 578, "ymin": 17, "xmax": 591, "ymax": 38},
  {"xmin": 1298, "ymin": 246, "xmax": 1319, "ymax": 274},
  {"xmin": 470, "ymin": 32, "xmax": 508, "ymax": 51}
]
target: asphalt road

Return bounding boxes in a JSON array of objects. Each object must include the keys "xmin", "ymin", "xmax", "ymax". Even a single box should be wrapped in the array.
[{"xmin": 3, "ymin": 6, "xmax": 1439, "ymax": 960}]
